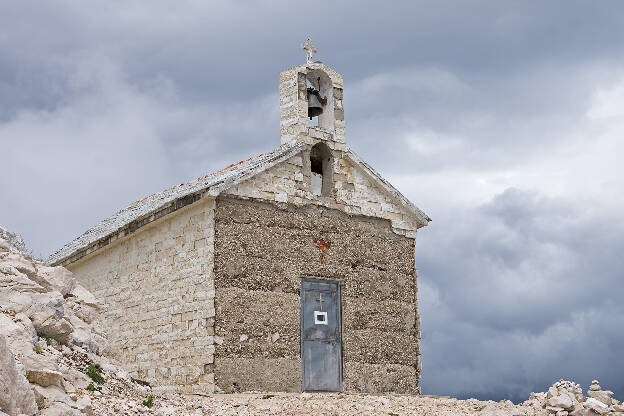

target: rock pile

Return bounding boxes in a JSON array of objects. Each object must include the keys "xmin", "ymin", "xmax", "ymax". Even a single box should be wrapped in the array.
[
  {"xmin": 0, "ymin": 225, "xmax": 29, "ymax": 257},
  {"xmin": 0, "ymin": 225, "xmax": 126, "ymax": 415},
  {"xmin": 524, "ymin": 379, "xmax": 624, "ymax": 416}
]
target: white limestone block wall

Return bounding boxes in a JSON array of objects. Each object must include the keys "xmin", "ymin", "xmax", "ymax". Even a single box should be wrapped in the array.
[{"xmin": 68, "ymin": 197, "xmax": 217, "ymax": 394}]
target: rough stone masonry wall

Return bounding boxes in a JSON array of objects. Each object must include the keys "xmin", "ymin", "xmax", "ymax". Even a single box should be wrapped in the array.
[
  {"xmin": 67, "ymin": 197, "xmax": 216, "ymax": 394},
  {"xmin": 213, "ymin": 196, "xmax": 421, "ymax": 394}
]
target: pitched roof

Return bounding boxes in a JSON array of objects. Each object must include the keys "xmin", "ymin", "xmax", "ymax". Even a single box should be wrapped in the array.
[
  {"xmin": 48, "ymin": 141, "xmax": 430, "ymax": 266},
  {"xmin": 47, "ymin": 141, "xmax": 306, "ymax": 265}
]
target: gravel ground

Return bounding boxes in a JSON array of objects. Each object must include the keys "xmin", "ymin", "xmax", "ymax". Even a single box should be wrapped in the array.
[
  {"xmin": 47, "ymin": 340, "xmax": 531, "ymax": 416},
  {"xmin": 89, "ymin": 389, "xmax": 533, "ymax": 415}
]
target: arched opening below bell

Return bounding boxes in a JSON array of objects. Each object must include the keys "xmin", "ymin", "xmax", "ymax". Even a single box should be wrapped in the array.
[{"xmin": 309, "ymin": 142, "xmax": 333, "ymax": 197}]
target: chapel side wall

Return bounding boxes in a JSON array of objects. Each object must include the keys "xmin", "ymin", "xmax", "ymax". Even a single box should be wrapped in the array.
[
  {"xmin": 213, "ymin": 196, "xmax": 420, "ymax": 394},
  {"xmin": 67, "ymin": 197, "xmax": 216, "ymax": 394}
]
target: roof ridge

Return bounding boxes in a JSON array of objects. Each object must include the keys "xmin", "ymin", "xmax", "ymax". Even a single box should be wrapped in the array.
[
  {"xmin": 131, "ymin": 156, "xmax": 259, "ymax": 205},
  {"xmin": 47, "ymin": 142, "xmax": 304, "ymax": 265}
]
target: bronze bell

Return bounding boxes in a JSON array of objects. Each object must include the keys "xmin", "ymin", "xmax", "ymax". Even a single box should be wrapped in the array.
[{"xmin": 307, "ymin": 87, "xmax": 324, "ymax": 119}]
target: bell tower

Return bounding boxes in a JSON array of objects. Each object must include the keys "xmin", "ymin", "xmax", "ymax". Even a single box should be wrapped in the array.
[{"xmin": 279, "ymin": 39, "xmax": 346, "ymax": 151}]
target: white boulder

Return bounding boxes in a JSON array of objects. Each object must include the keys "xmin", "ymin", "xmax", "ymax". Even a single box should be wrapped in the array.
[
  {"xmin": 584, "ymin": 398, "xmax": 609, "ymax": 415},
  {"xmin": 31, "ymin": 265, "xmax": 75, "ymax": 295},
  {"xmin": 0, "ymin": 335, "xmax": 38, "ymax": 416},
  {"xmin": 548, "ymin": 394, "xmax": 574, "ymax": 410},
  {"xmin": 587, "ymin": 390, "xmax": 613, "ymax": 406},
  {"xmin": 70, "ymin": 284, "xmax": 100, "ymax": 308}
]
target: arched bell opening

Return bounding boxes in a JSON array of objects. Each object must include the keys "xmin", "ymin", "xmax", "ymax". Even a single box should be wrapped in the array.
[
  {"xmin": 309, "ymin": 142, "xmax": 333, "ymax": 197},
  {"xmin": 305, "ymin": 70, "xmax": 334, "ymax": 131}
]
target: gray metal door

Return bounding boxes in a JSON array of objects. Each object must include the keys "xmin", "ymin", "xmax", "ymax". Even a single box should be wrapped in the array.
[{"xmin": 300, "ymin": 278, "xmax": 342, "ymax": 392}]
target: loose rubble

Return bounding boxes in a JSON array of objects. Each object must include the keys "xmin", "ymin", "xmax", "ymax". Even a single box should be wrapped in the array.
[
  {"xmin": 0, "ymin": 224, "xmax": 115, "ymax": 415},
  {"xmin": 2, "ymin": 224, "xmax": 624, "ymax": 415},
  {"xmin": 523, "ymin": 379, "xmax": 624, "ymax": 416}
]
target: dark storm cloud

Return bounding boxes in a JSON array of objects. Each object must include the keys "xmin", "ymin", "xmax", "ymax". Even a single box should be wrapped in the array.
[
  {"xmin": 1, "ymin": 0, "xmax": 624, "ymax": 402},
  {"xmin": 417, "ymin": 188, "xmax": 624, "ymax": 401}
]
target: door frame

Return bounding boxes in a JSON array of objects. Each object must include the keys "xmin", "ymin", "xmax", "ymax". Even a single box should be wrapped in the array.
[{"xmin": 299, "ymin": 277, "xmax": 343, "ymax": 392}]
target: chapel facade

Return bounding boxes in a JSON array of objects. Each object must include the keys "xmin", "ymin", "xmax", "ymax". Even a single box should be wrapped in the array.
[{"xmin": 48, "ymin": 41, "xmax": 430, "ymax": 394}]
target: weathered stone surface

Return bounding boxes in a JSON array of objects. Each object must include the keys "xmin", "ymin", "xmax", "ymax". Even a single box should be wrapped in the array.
[
  {"xmin": 32, "ymin": 385, "xmax": 68, "ymax": 409},
  {"xmin": 568, "ymin": 407, "xmax": 586, "ymax": 416},
  {"xmin": 27, "ymin": 295, "xmax": 73, "ymax": 344},
  {"xmin": 343, "ymin": 362, "xmax": 418, "ymax": 394},
  {"xmin": 33, "ymin": 385, "xmax": 93, "ymax": 415},
  {"xmin": 343, "ymin": 298, "xmax": 415, "ymax": 332},
  {"xmin": 26, "ymin": 367, "xmax": 64, "ymax": 388},
  {"xmin": 70, "ymin": 284, "xmax": 99, "ymax": 308},
  {"xmin": 213, "ymin": 196, "xmax": 419, "ymax": 393},
  {"xmin": 585, "ymin": 398, "xmax": 609, "ymax": 415},
  {"xmin": 588, "ymin": 390, "xmax": 613, "ymax": 406},
  {"xmin": 2, "ymin": 253, "xmax": 37, "ymax": 278},
  {"xmin": 214, "ymin": 357, "xmax": 300, "ymax": 393},
  {"xmin": 68, "ymin": 197, "xmax": 216, "ymax": 393},
  {"xmin": 0, "ymin": 314, "xmax": 37, "ymax": 357},
  {"xmin": 74, "ymin": 395, "xmax": 93, "ymax": 416},
  {"xmin": 38, "ymin": 401, "xmax": 82, "ymax": 416},
  {"xmin": 342, "ymin": 330, "xmax": 419, "ymax": 365},
  {"xmin": 0, "ymin": 267, "xmax": 47, "ymax": 314},
  {"xmin": 0, "ymin": 335, "xmax": 38, "ymax": 416},
  {"xmin": 479, "ymin": 403, "xmax": 519, "ymax": 416},
  {"xmin": 61, "ymin": 368, "xmax": 90, "ymax": 391},
  {"xmin": 32, "ymin": 265, "xmax": 75, "ymax": 295},
  {"xmin": 0, "ymin": 224, "xmax": 30, "ymax": 256},
  {"xmin": 216, "ymin": 288, "xmax": 298, "ymax": 360},
  {"xmin": 67, "ymin": 312, "xmax": 106, "ymax": 354},
  {"xmin": 549, "ymin": 394, "xmax": 574, "ymax": 410}
]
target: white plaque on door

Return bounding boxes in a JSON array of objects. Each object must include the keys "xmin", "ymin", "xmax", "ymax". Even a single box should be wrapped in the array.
[{"xmin": 314, "ymin": 310, "xmax": 328, "ymax": 325}]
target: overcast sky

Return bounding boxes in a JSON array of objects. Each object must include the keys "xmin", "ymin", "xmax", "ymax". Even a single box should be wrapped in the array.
[{"xmin": 2, "ymin": 0, "xmax": 624, "ymax": 402}]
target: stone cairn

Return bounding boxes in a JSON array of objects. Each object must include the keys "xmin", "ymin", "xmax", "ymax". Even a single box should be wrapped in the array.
[{"xmin": 524, "ymin": 379, "xmax": 624, "ymax": 416}]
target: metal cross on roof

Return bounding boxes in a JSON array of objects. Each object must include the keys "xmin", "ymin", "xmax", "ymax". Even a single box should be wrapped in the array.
[{"xmin": 302, "ymin": 38, "xmax": 318, "ymax": 65}]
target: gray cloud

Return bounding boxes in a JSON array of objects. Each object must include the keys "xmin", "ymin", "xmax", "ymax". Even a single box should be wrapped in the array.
[
  {"xmin": 2, "ymin": 0, "xmax": 624, "ymax": 402},
  {"xmin": 417, "ymin": 188, "xmax": 624, "ymax": 401}
]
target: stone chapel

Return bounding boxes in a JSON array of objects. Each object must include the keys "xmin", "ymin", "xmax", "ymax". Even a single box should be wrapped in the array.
[{"xmin": 48, "ymin": 40, "xmax": 431, "ymax": 395}]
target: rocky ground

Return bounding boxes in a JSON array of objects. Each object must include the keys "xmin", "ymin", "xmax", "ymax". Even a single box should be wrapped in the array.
[
  {"xmin": 1, "ymin": 224, "xmax": 624, "ymax": 415},
  {"xmin": 73, "ymin": 376, "xmax": 624, "ymax": 416},
  {"xmin": 0, "ymin": 224, "xmax": 114, "ymax": 415}
]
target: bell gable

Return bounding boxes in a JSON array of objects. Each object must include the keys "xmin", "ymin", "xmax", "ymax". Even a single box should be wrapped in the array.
[{"xmin": 224, "ymin": 146, "xmax": 429, "ymax": 239}]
